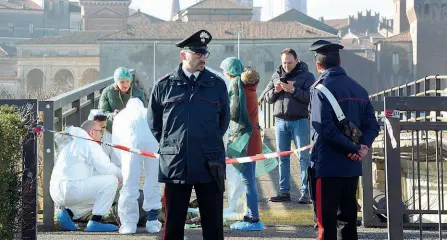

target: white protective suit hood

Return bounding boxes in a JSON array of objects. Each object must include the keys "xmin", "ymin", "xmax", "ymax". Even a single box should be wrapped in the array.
[{"xmin": 113, "ymin": 97, "xmax": 157, "ymax": 152}]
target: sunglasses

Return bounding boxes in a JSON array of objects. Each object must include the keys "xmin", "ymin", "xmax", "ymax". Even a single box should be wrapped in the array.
[{"xmin": 184, "ymin": 50, "xmax": 210, "ymax": 59}]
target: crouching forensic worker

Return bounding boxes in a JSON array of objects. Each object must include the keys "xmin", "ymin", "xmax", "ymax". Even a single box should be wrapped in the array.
[
  {"xmin": 87, "ymin": 109, "xmax": 120, "ymax": 167},
  {"xmin": 308, "ymin": 40, "xmax": 379, "ymax": 240},
  {"xmin": 49, "ymin": 120, "xmax": 122, "ymax": 232},
  {"xmin": 99, "ymin": 67, "xmax": 146, "ymax": 133},
  {"xmin": 112, "ymin": 97, "xmax": 162, "ymax": 234},
  {"xmin": 222, "ymin": 58, "xmax": 264, "ymax": 231}
]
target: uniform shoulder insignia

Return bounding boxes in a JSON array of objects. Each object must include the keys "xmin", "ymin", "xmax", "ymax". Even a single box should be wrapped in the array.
[
  {"xmin": 208, "ymin": 71, "xmax": 226, "ymax": 84},
  {"xmin": 158, "ymin": 74, "xmax": 171, "ymax": 82}
]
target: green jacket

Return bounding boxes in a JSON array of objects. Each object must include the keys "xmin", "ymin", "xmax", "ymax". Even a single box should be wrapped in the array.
[{"xmin": 99, "ymin": 83, "xmax": 146, "ymax": 133}]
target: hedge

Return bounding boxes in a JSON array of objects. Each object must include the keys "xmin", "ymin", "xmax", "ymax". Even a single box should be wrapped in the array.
[{"xmin": 0, "ymin": 105, "xmax": 27, "ymax": 239}]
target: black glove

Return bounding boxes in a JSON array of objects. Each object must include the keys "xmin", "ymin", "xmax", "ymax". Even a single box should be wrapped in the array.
[{"xmin": 207, "ymin": 161, "xmax": 225, "ymax": 193}]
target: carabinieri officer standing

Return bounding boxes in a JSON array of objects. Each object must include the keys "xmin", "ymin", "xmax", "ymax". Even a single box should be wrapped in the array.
[
  {"xmin": 148, "ymin": 29, "xmax": 230, "ymax": 240},
  {"xmin": 308, "ymin": 40, "xmax": 380, "ymax": 240}
]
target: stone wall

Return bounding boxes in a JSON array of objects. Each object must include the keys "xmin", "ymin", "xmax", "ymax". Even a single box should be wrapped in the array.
[{"xmin": 375, "ymin": 41, "xmax": 414, "ymax": 92}]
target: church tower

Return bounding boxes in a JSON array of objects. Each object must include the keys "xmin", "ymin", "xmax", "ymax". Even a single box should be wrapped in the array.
[
  {"xmin": 171, "ymin": 0, "xmax": 181, "ymax": 21},
  {"xmin": 393, "ymin": 0, "xmax": 409, "ymax": 35},
  {"xmin": 406, "ymin": 0, "xmax": 447, "ymax": 79},
  {"xmin": 43, "ymin": 0, "xmax": 71, "ymax": 30}
]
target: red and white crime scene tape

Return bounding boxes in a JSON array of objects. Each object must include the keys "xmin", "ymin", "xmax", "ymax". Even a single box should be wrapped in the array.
[
  {"xmin": 32, "ymin": 126, "xmax": 159, "ymax": 159},
  {"xmin": 225, "ymin": 145, "xmax": 312, "ymax": 164},
  {"xmin": 32, "ymin": 126, "xmax": 311, "ymax": 164}
]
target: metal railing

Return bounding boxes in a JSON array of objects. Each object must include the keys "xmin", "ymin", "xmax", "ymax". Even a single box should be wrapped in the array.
[
  {"xmin": 259, "ymin": 98, "xmax": 275, "ymax": 129},
  {"xmin": 382, "ymin": 97, "xmax": 447, "ymax": 239},
  {"xmin": 370, "ymin": 75, "xmax": 447, "ymax": 101},
  {"xmin": 38, "ymin": 69, "xmax": 135, "ymax": 230}
]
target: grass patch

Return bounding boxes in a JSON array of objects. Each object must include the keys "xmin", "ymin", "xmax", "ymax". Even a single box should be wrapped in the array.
[{"xmin": 259, "ymin": 208, "xmax": 314, "ymax": 226}]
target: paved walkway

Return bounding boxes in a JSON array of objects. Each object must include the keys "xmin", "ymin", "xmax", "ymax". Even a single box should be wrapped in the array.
[
  {"xmin": 37, "ymin": 129, "xmax": 443, "ymax": 239},
  {"xmin": 37, "ymin": 226, "xmax": 443, "ymax": 240}
]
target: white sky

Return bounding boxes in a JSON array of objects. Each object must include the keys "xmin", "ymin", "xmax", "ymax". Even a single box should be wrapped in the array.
[{"xmin": 129, "ymin": 0, "xmax": 395, "ymax": 21}]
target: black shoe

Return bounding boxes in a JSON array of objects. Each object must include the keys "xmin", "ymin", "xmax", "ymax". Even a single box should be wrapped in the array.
[{"xmin": 269, "ymin": 192, "xmax": 291, "ymax": 202}]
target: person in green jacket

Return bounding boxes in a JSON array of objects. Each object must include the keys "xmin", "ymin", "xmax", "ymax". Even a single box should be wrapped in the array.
[{"xmin": 99, "ymin": 67, "xmax": 146, "ymax": 133}]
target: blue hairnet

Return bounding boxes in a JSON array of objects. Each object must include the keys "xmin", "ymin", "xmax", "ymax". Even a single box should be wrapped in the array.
[
  {"xmin": 220, "ymin": 57, "xmax": 244, "ymax": 76},
  {"xmin": 114, "ymin": 67, "xmax": 133, "ymax": 83}
]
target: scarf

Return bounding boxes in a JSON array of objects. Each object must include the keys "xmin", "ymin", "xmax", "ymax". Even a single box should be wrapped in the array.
[
  {"xmin": 226, "ymin": 77, "xmax": 280, "ymax": 176},
  {"xmin": 226, "ymin": 76, "xmax": 253, "ymax": 172}
]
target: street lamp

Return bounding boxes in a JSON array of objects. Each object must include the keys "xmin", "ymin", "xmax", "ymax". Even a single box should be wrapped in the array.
[
  {"xmin": 237, "ymin": 30, "xmax": 244, "ymax": 59},
  {"xmin": 153, "ymin": 41, "xmax": 158, "ymax": 87},
  {"xmin": 42, "ymin": 54, "xmax": 47, "ymax": 85}
]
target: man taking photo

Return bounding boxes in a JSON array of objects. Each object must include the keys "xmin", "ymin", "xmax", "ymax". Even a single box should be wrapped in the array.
[{"xmin": 264, "ymin": 48, "xmax": 315, "ymax": 204}]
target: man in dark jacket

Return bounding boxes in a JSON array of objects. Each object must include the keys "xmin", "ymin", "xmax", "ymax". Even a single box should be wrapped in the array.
[
  {"xmin": 308, "ymin": 40, "xmax": 380, "ymax": 240},
  {"xmin": 148, "ymin": 30, "xmax": 230, "ymax": 240},
  {"xmin": 264, "ymin": 48, "xmax": 315, "ymax": 204}
]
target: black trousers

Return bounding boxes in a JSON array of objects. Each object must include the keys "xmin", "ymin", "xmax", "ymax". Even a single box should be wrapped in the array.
[
  {"xmin": 315, "ymin": 177, "xmax": 359, "ymax": 240},
  {"xmin": 162, "ymin": 182, "xmax": 224, "ymax": 240}
]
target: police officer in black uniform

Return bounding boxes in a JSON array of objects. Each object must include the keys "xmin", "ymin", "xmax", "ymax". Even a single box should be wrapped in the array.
[
  {"xmin": 148, "ymin": 30, "xmax": 230, "ymax": 240},
  {"xmin": 308, "ymin": 40, "xmax": 380, "ymax": 240}
]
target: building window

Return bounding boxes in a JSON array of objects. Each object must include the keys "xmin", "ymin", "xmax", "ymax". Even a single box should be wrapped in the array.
[
  {"xmin": 29, "ymin": 23, "xmax": 34, "ymax": 34},
  {"xmin": 264, "ymin": 61, "xmax": 274, "ymax": 72},
  {"xmin": 58, "ymin": 1, "xmax": 64, "ymax": 14},
  {"xmin": 392, "ymin": 53, "xmax": 399, "ymax": 66},
  {"xmin": 225, "ymin": 45, "xmax": 234, "ymax": 53},
  {"xmin": 424, "ymin": 4, "xmax": 430, "ymax": 19},
  {"xmin": 8, "ymin": 23, "xmax": 14, "ymax": 33}
]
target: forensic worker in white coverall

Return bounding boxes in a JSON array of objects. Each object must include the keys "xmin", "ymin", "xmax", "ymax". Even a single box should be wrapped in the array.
[
  {"xmin": 50, "ymin": 120, "xmax": 122, "ymax": 232},
  {"xmin": 112, "ymin": 97, "xmax": 162, "ymax": 234},
  {"xmin": 88, "ymin": 109, "xmax": 121, "ymax": 167}
]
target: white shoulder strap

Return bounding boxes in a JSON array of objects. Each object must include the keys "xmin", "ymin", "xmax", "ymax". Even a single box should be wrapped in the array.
[{"xmin": 315, "ymin": 84, "xmax": 346, "ymax": 122}]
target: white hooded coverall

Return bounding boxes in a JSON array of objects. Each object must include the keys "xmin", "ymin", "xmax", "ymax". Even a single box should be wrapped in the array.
[
  {"xmin": 49, "ymin": 127, "xmax": 122, "ymax": 220},
  {"xmin": 112, "ymin": 98, "xmax": 161, "ymax": 227}
]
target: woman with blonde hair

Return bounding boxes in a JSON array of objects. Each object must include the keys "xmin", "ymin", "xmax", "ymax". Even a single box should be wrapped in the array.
[{"xmin": 99, "ymin": 67, "xmax": 146, "ymax": 133}]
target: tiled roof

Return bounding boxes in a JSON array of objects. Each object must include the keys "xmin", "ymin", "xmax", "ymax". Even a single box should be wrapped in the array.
[
  {"xmin": 324, "ymin": 18, "xmax": 349, "ymax": 30},
  {"xmin": 187, "ymin": 0, "xmax": 249, "ymax": 9},
  {"xmin": 0, "ymin": 0, "xmax": 42, "ymax": 10},
  {"xmin": 269, "ymin": 9, "xmax": 338, "ymax": 35},
  {"xmin": 100, "ymin": 21, "xmax": 337, "ymax": 41},
  {"xmin": 128, "ymin": 11, "xmax": 165, "ymax": 26},
  {"xmin": 15, "ymin": 31, "xmax": 116, "ymax": 45},
  {"xmin": 378, "ymin": 30, "xmax": 412, "ymax": 43}
]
